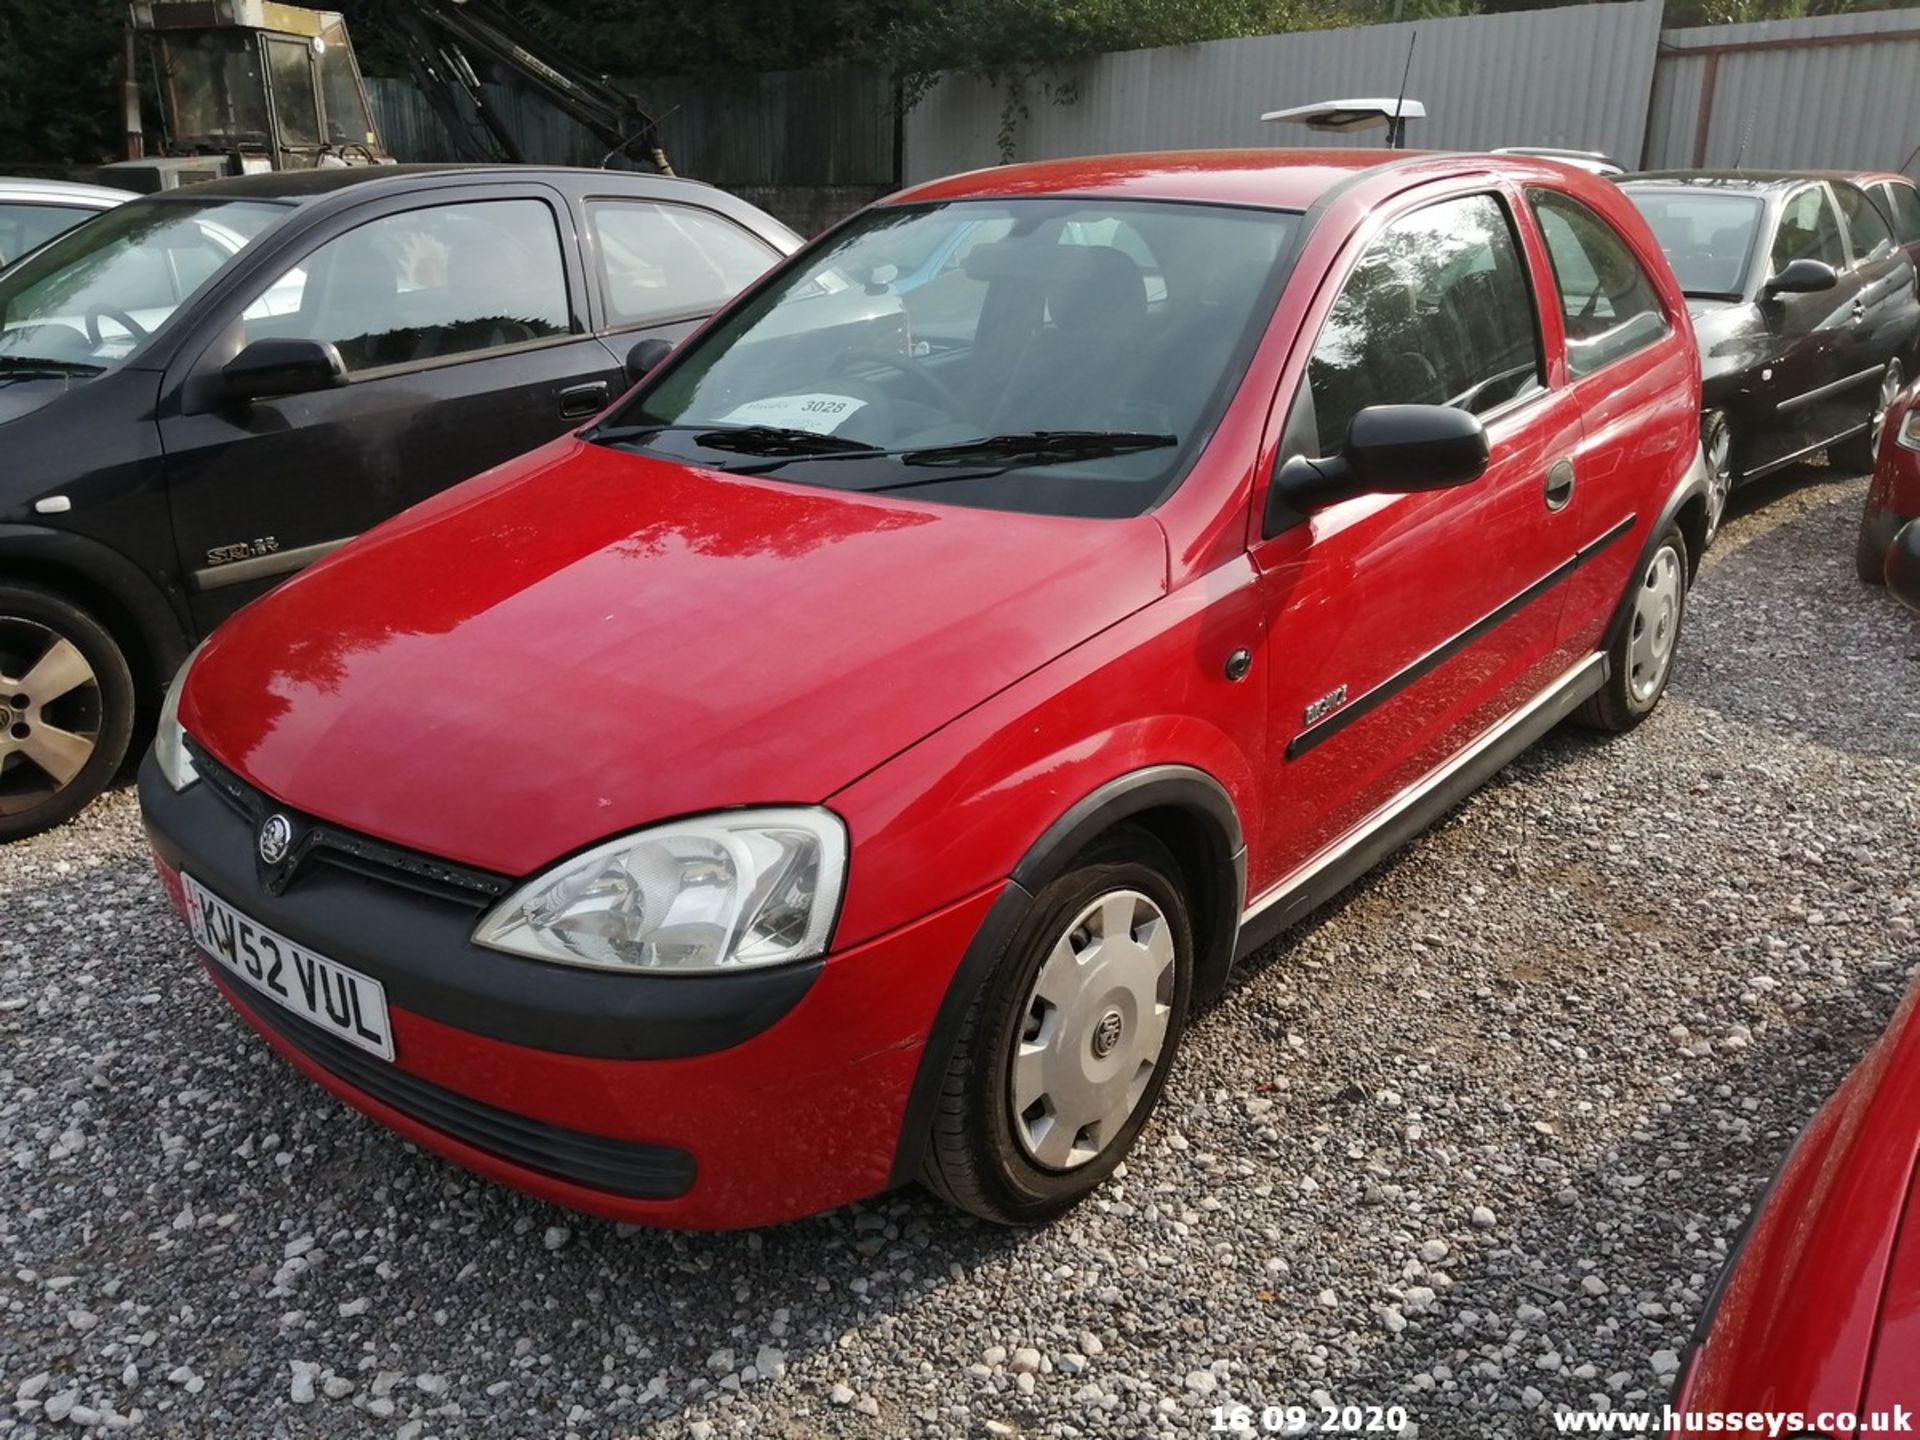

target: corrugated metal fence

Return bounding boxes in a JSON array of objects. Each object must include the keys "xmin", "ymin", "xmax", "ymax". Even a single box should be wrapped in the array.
[
  {"xmin": 904, "ymin": 0, "xmax": 1665, "ymax": 181},
  {"xmin": 1643, "ymin": 8, "xmax": 1920, "ymax": 173},
  {"xmin": 366, "ymin": 69, "xmax": 897, "ymax": 233},
  {"xmin": 364, "ymin": 3, "xmax": 1920, "ymax": 232}
]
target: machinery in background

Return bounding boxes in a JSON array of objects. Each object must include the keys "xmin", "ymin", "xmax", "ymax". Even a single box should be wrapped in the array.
[
  {"xmin": 107, "ymin": 1, "xmax": 390, "ymax": 192},
  {"xmin": 383, "ymin": 0, "xmax": 673, "ymax": 175}
]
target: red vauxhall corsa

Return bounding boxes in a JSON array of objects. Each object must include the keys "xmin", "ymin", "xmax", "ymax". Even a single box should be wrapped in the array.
[
  {"xmin": 139, "ymin": 151, "xmax": 1710, "ymax": 1230},
  {"xmin": 1671, "ymin": 973, "xmax": 1920, "ymax": 1435}
]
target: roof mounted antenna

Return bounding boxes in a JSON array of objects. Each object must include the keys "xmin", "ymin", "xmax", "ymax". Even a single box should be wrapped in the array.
[
  {"xmin": 1732, "ymin": 99, "xmax": 1759, "ymax": 171},
  {"xmin": 1390, "ymin": 30, "xmax": 1418, "ymax": 150}
]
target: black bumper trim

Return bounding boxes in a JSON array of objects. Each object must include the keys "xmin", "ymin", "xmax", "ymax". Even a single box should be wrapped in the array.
[
  {"xmin": 223, "ymin": 973, "xmax": 696, "ymax": 1200},
  {"xmin": 141, "ymin": 756, "xmax": 822, "ymax": 1061}
]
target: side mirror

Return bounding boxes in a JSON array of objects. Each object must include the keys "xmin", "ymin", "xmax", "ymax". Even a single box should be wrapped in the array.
[
  {"xmin": 1763, "ymin": 258, "xmax": 1838, "ymax": 297},
  {"xmin": 1887, "ymin": 519, "xmax": 1920, "ymax": 615},
  {"xmin": 221, "ymin": 337, "xmax": 346, "ymax": 401},
  {"xmin": 625, "ymin": 337, "xmax": 673, "ymax": 383},
  {"xmin": 1271, "ymin": 404, "xmax": 1491, "ymax": 518}
]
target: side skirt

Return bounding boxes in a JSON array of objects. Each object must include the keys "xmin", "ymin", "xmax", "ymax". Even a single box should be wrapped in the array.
[{"xmin": 1232, "ymin": 651, "xmax": 1608, "ymax": 962}]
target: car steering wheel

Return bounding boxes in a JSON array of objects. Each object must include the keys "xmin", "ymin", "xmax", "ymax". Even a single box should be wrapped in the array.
[
  {"xmin": 833, "ymin": 348, "xmax": 968, "ymax": 420},
  {"xmin": 85, "ymin": 305, "xmax": 149, "ymax": 347}
]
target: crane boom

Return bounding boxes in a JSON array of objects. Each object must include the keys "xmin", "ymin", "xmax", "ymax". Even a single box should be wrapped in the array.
[{"xmin": 385, "ymin": 0, "xmax": 673, "ymax": 174}]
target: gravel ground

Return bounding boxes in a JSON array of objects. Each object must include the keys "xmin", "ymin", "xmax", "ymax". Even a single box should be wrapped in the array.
[{"xmin": 3, "ymin": 466, "xmax": 1917, "ymax": 1440}]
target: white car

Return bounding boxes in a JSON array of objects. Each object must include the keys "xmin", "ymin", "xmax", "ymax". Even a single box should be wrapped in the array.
[{"xmin": 0, "ymin": 178, "xmax": 138, "ymax": 270}]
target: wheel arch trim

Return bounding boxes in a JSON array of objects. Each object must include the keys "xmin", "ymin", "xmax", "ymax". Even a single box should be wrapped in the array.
[
  {"xmin": 0, "ymin": 524, "xmax": 193, "ymax": 694},
  {"xmin": 1604, "ymin": 446, "xmax": 1709, "ymax": 656},
  {"xmin": 885, "ymin": 764, "xmax": 1246, "ymax": 1190}
]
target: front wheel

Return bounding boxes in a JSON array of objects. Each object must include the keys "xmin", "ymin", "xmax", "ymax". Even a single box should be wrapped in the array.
[
  {"xmin": 1575, "ymin": 525, "xmax": 1689, "ymax": 734},
  {"xmin": 0, "ymin": 585, "xmax": 135, "ymax": 843},
  {"xmin": 919, "ymin": 828, "xmax": 1194, "ymax": 1224}
]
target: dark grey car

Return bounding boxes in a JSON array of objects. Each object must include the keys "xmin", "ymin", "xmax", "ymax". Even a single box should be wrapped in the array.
[{"xmin": 1622, "ymin": 171, "xmax": 1920, "ymax": 541}]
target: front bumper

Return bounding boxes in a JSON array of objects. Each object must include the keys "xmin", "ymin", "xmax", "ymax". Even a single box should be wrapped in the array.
[{"xmin": 140, "ymin": 755, "xmax": 999, "ymax": 1229}]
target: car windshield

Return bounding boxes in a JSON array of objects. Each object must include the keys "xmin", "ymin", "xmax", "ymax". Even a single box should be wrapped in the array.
[
  {"xmin": 1622, "ymin": 189, "xmax": 1764, "ymax": 298},
  {"xmin": 0, "ymin": 197, "xmax": 288, "ymax": 374},
  {"xmin": 597, "ymin": 198, "xmax": 1301, "ymax": 517}
]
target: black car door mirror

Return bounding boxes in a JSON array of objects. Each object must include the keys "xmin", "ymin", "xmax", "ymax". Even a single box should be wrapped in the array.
[
  {"xmin": 221, "ymin": 337, "xmax": 348, "ymax": 402},
  {"xmin": 1763, "ymin": 258, "xmax": 1839, "ymax": 298},
  {"xmin": 625, "ymin": 337, "xmax": 673, "ymax": 383},
  {"xmin": 1270, "ymin": 404, "xmax": 1491, "ymax": 518}
]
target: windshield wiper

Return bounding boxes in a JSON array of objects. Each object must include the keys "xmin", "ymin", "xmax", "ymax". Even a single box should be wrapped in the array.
[
  {"xmin": 0, "ymin": 356, "xmax": 104, "ymax": 376},
  {"xmin": 897, "ymin": 430, "xmax": 1177, "ymax": 467},
  {"xmin": 585, "ymin": 420, "xmax": 881, "ymax": 458}
]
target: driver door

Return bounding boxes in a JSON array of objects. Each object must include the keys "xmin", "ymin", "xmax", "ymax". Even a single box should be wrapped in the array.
[
  {"xmin": 157, "ymin": 184, "xmax": 624, "ymax": 629},
  {"xmin": 1753, "ymin": 183, "xmax": 1861, "ymax": 469},
  {"xmin": 1247, "ymin": 186, "xmax": 1580, "ymax": 898}
]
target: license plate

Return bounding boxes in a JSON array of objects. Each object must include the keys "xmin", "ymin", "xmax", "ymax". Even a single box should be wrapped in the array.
[{"xmin": 182, "ymin": 874, "xmax": 394, "ymax": 1062}]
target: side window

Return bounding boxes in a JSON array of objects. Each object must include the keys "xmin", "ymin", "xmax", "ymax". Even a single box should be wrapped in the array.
[
  {"xmin": 247, "ymin": 198, "xmax": 570, "ymax": 371},
  {"xmin": 589, "ymin": 201, "xmax": 779, "ymax": 329},
  {"xmin": 264, "ymin": 38, "xmax": 321, "ymax": 149},
  {"xmin": 1886, "ymin": 183, "xmax": 1920, "ymax": 246},
  {"xmin": 1300, "ymin": 193, "xmax": 1542, "ymax": 458},
  {"xmin": 1528, "ymin": 189, "xmax": 1668, "ymax": 379},
  {"xmin": 1770, "ymin": 186, "xmax": 1847, "ymax": 274},
  {"xmin": 0, "ymin": 204, "xmax": 94, "ymax": 267},
  {"xmin": 1834, "ymin": 182, "xmax": 1895, "ymax": 262}
]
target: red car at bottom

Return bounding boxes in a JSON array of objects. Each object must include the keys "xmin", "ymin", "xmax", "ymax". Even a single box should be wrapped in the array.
[
  {"xmin": 1860, "ymin": 379, "xmax": 1920, "ymax": 586},
  {"xmin": 139, "ymin": 150, "xmax": 1708, "ymax": 1229},
  {"xmin": 1673, "ymin": 972, "xmax": 1920, "ymax": 1433}
]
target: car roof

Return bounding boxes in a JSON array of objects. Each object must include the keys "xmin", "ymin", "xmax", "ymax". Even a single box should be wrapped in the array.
[
  {"xmin": 0, "ymin": 176, "xmax": 138, "ymax": 206},
  {"xmin": 889, "ymin": 148, "xmax": 1462, "ymax": 211},
  {"xmin": 153, "ymin": 163, "xmax": 727, "ymax": 203}
]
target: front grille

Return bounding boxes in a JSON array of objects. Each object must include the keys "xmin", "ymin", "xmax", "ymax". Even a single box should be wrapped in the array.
[
  {"xmin": 226, "ymin": 975, "xmax": 697, "ymax": 1200},
  {"xmin": 187, "ymin": 739, "xmax": 513, "ymax": 908}
]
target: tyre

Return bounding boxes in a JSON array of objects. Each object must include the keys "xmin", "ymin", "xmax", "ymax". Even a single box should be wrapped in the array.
[
  {"xmin": 1832, "ymin": 359, "xmax": 1903, "ymax": 473},
  {"xmin": 1857, "ymin": 501, "xmax": 1898, "ymax": 585},
  {"xmin": 1700, "ymin": 409, "xmax": 1735, "ymax": 547},
  {"xmin": 0, "ymin": 584, "xmax": 136, "ymax": 842},
  {"xmin": 919, "ymin": 827, "xmax": 1194, "ymax": 1224},
  {"xmin": 1576, "ymin": 524, "xmax": 1688, "ymax": 734}
]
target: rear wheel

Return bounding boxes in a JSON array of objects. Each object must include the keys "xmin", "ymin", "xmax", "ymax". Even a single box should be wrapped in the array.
[
  {"xmin": 1576, "ymin": 525, "xmax": 1688, "ymax": 734},
  {"xmin": 1833, "ymin": 359, "xmax": 1903, "ymax": 472},
  {"xmin": 919, "ymin": 829, "xmax": 1193, "ymax": 1224},
  {"xmin": 0, "ymin": 585, "xmax": 135, "ymax": 843}
]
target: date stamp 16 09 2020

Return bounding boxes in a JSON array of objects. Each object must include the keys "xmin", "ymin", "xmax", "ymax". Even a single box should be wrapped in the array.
[{"xmin": 1210, "ymin": 1402, "xmax": 1413, "ymax": 1435}]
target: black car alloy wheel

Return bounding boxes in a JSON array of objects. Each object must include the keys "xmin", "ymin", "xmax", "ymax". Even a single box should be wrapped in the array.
[{"xmin": 0, "ymin": 585, "xmax": 135, "ymax": 841}]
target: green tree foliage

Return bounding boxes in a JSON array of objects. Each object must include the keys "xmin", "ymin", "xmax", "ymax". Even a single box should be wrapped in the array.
[{"xmin": 0, "ymin": 0, "xmax": 130, "ymax": 166}]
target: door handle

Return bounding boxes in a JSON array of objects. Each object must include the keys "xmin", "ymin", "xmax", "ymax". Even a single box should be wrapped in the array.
[
  {"xmin": 1544, "ymin": 457, "xmax": 1575, "ymax": 512},
  {"xmin": 1851, "ymin": 298, "xmax": 1868, "ymax": 322},
  {"xmin": 558, "ymin": 380, "xmax": 612, "ymax": 418}
]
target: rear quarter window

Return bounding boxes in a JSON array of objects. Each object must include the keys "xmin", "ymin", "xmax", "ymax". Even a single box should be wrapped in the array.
[{"xmin": 1527, "ymin": 189, "xmax": 1669, "ymax": 379}]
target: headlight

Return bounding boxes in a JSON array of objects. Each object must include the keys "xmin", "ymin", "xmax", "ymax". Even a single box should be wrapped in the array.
[
  {"xmin": 1899, "ymin": 405, "xmax": 1920, "ymax": 452},
  {"xmin": 153, "ymin": 642, "xmax": 207, "ymax": 792},
  {"xmin": 473, "ymin": 808, "xmax": 847, "ymax": 975}
]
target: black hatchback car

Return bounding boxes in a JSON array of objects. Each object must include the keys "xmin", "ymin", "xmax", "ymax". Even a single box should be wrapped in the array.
[
  {"xmin": 0, "ymin": 165, "xmax": 797, "ymax": 840},
  {"xmin": 1622, "ymin": 171, "xmax": 1920, "ymax": 541}
]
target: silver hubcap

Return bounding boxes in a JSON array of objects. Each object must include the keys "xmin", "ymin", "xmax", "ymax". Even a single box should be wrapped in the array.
[
  {"xmin": 1010, "ymin": 889, "xmax": 1176, "ymax": 1171},
  {"xmin": 1872, "ymin": 362, "xmax": 1903, "ymax": 463},
  {"xmin": 0, "ymin": 620, "xmax": 100, "ymax": 817},
  {"xmin": 1627, "ymin": 545, "xmax": 1683, "ymax": 705},
  {"xmin": 1703, "ymin": 414, "xmax": 1732, "ymax": 539}
]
